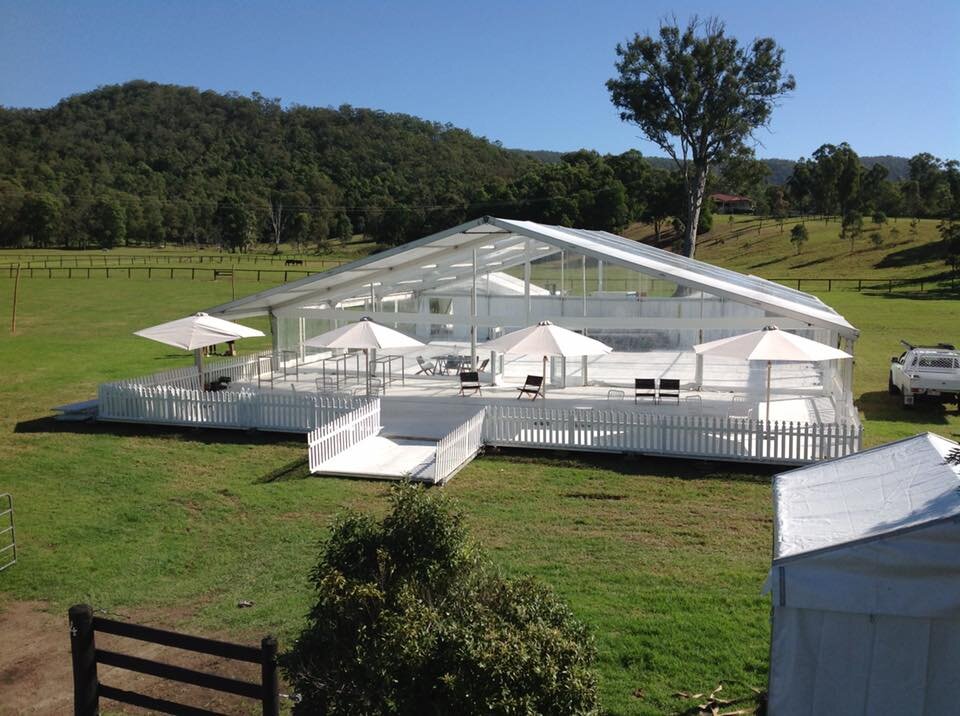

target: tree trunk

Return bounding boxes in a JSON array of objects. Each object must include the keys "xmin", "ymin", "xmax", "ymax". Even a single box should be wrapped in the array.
[{"xmin": 682, "ymin": 166, "xmax": 708, "ymax": 257}]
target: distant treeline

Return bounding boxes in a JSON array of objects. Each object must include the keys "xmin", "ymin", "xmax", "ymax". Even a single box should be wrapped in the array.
[
  {"xmin": 0, "ymin": 81, "xmax": 956, "ymax": 253},
  {"xmin": 510, "ymin": 150, "xmax": 915, "ymax": 185}
]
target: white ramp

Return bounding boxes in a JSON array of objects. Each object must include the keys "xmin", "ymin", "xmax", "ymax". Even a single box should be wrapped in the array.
[{"xmin": 307, "ymin": 398, "xmax": 484, "ymax": 483}]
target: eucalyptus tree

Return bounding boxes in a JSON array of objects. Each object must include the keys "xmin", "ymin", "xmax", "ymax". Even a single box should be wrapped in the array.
[
  {"xmin": 789, "ymin": 222, "xmax": 808, "ymax": 254},
  {"xmin": 607, "ymin": 16, "xmax": 794, "ymax": 256}
]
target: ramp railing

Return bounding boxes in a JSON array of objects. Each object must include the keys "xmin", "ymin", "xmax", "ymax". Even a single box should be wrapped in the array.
[
  {"xmin": 430, "ymin": 410, "xmax": 486, "ymax": 483},
  {"xmin": 308, "ymin": 398, "xmax": 381, "ymax": 471}
]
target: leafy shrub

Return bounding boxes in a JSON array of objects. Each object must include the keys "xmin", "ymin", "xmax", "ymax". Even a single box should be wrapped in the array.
[{"xmin": 282, "ymin": 483, "xmax": 600, "ymax": 715}]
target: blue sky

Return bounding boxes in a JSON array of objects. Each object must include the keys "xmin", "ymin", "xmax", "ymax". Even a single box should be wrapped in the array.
[{"xmin": 1, "ymin": 1, "xmax": 957, "ymax": 160}]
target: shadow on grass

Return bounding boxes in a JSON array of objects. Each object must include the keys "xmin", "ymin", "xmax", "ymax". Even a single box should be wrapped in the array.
[
  {"xmin": 875, "ymin": 239, "xmax": 947, "ymax": 269},
  {"xmin": 484, "ymin": 447, "xmax": 778, "ymax": 484},
  {"xmin": 13, "ymin": 415, "xmax": 304, "ymax": 447},
  {"xmin": 747, "ymin": 256, "xmax": 786, "ymax": 271},
  {"xmin": 866, "ymin": 281, "xmax": 960, "ymax": 300},
  {"xmin": 256, "ymin": 457, "xmax": 311, "ymax": 483},
  {"xmin": 788, "ymin": 255, "xmax": 832, "ymax": 270},
  {"xmin": 858, "ymin": 390, "xmax": 959, "ymax": 426}
]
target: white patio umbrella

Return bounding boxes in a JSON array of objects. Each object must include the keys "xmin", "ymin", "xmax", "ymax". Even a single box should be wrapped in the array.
[
  {"xmin": 479, "ymin": 320, "xmax": 612, "ymax": 396},
  {"xmin": 134, "ymin": 312, "xmax": 265, "ymax": 386},
  {"xmin": 302, "ymin": 316, "xmax": 424, "ymax": 394},
  {"xmin": 693, "ymin": 325, "xmax": 851, "ymax": 409}
]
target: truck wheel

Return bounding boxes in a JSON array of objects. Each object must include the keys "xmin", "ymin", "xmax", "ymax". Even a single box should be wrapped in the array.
[{"xmin": 888, "ymin": 373, "xmax": 899, "ymax": 395}]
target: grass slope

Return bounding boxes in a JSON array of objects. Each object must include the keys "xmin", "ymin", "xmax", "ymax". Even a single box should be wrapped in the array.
[
  {"xmin": 626, "ymin": 216, "xmax": 953, "ymax": 283},
  {"xmin": 0, "ymin": 274, "xmax": 957, "ymax": 714}
]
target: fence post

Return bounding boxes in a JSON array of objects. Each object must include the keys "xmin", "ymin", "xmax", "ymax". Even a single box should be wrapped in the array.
[
  {"xmin": 69, "ymin": 604, "xmax": 98, "ymax": 716},
  {"xmin": 260, "ymin": 635, "xmax": 280, "ymax": 716}
]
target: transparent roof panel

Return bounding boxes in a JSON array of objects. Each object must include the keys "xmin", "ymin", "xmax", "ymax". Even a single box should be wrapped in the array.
[{"xmin": 206, "ymin": 217, "xmax": 856, "ymax": 337}]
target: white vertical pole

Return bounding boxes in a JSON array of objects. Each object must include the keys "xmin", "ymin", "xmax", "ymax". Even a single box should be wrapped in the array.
[
  {"xmin": 470, "ymin": 248, "xmax": 478, "ymax": 369},
  {"xmin": 194, "ymin": 349, "xmax": 204, "ymax": 390},
  {"xmin": 559, "ymin": 250, "xmax": 565, "ymax": 299},
  {"xmin": 766, "ymin": 360, "xmax": 772, "ymax": 413},
  {"xmin": 598, "ymin": 260, "xmax": 604, "ymax": 292},
  {"xmin": 581, "ymin": 255, "xmax": 586, "ymax": 317},
  {"xmin": 524, "ymin": 240, "xmax": 531, "ymax": 326}
]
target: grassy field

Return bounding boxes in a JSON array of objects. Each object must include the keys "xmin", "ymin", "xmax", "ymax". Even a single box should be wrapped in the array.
[
  {"xmin": 0, "ymin": 270, "xmax": 957, "ymax": 713},
  {"xmin": 0, "ymin": 234, "xmax": 377, "ymax": 268},
  {"xmin": 627, "ymin": 215, "xmax": 953, "ymax": 284}
]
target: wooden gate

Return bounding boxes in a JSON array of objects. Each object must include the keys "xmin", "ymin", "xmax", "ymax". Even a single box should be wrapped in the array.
[
  {"xmin": 0, "ymin": 494, "xmax": 15, "ymax": 571},
  {"xmin": 68, "ymin": 604, "xmax": 279, "ymax": 716}
]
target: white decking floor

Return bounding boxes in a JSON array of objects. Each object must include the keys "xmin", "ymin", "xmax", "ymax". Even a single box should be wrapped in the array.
[
  {"xmin": 316, "ymin": 436, "xmax": 437, "ymax": 480},
  {"xmin": 242, "ymin": 348, "xmax": 843, "ymax": 426},
  {"xmin": 308, "ymin": 402, "xmax": 485, "ymax": 482}
]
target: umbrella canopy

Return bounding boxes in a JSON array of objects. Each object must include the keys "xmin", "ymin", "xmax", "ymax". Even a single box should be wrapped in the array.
[
  {"xmin": 480, "ymin": 321, "xmax": 612, "ymax": 357},
  {"xmin": 693, "ymin": 326, "xmax": 851, "ymax": 410},
  {"xmin": 303, "ymin": 316, "xmax": 424, "ymax": 350},
  {"xmin": 479, "ymin": 321, "xmax": 612, "ymax": 397},
  {"xmin": 303, "ymin": 317, "xmax": 424, "ymax": 395},
  {"xmin": 134, "ymin": 312, "xmax": 264, "ymax": 351},
  {"xmin": 692, "ymin": 325, "xmax": 851, "ymax": 363}
]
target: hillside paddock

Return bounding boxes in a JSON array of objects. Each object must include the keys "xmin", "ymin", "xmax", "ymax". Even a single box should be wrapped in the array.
[{"xmin": 0, "ymin": 265, "xmax": 957, "ymax": 714}]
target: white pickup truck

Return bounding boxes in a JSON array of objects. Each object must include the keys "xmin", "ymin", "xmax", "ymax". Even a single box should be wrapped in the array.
[{"xmin": 889, "ymin": 342, "xmax": 960, "ymax": 407}]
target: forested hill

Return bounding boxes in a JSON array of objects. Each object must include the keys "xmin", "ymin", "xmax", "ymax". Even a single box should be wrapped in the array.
[
  {"xmin": 0, "ymin": 81, "xmax": 950, "ymax": 252},
  {"xmin": 0, "ymin": 81, "xmax": 537, "ymax": 247},
  {"xmin": 510, "ymin": 150, "xmax": 912, "ymax": 184}
]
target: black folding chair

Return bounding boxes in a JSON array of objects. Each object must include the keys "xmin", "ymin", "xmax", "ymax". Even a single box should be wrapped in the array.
[
  {"xmin": 659, "ymin": 378, "xmax": 680, "ymax": 405},
  {"xmin": 635, "ymin": 378, "xmax": 657, "ymax": 404},
  {"xmin": 516, "ymin": 375, "xmax": 544, "ymax": 400},
  {"xmin": 458, "ymin": 371, "xmax": 482, "ymax": 396}
]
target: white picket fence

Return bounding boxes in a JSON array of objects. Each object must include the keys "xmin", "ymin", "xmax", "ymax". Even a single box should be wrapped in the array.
[
  {"xmin": 428, "ymin": 410, "xmax": 486, "ymax": 482},
  {"xmin": 307, "ymin": 399, "xmax": 382, "ymax": 470},
  {"xmin": 98, "ymin": 383, "xmax": 364, "ymax": 432},
  {"xmin": 107, "ymin": 350, "xmax": 277, "ymax": 391},
  {"xmin": 482, "ymin": 404, "xmax": 862, "ymax": 464}
]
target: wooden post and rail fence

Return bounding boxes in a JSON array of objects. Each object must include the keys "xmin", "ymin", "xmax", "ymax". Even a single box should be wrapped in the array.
[
  {"xmin": 0, "ymin": 261, "xmax": 948, "ymax": 294},
  {"xmin": 68, "ymin": 604, "xmax": 279, "ymax": 716}
]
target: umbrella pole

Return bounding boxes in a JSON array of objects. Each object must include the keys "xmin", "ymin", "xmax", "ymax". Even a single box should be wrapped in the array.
[
  {"xmin": 194, "ymin": 349, "xmax": 204, "ymax": 390},
  {"xmin": 365, "ymin": 349, "xmax": 370, "ymax": 396},
  {"xmin": 542, "ymin": 355, "xmax": 548, "ymax": 398},
  {"xmin": 766, "ymin": 360, "xmax": 772, "ymax": 417}
]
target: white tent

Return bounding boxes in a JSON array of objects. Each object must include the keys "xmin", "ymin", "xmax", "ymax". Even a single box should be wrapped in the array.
[{"xmin": 764, "ymin": 432, "xmax": 960, "ymax": 715}]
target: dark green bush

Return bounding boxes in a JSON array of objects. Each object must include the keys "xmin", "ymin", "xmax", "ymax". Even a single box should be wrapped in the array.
[{"xmin": 282, "ymin": 483, "xmax": 599, "ymax": 715}]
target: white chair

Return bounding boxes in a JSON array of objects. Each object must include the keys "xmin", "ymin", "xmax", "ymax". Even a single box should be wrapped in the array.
[
  {"xmin": 606, "ymin": 389, "xmax": 625, "ymax": 401},
  {"xmin": 415, "ymin": 356, "xmax": 437, "ymax": 375},
  {"xmin": 684, "ymin": 395, "xmax": 703, "ymax": 414},
  {"xmin": 728, "ymin": 396, "xmax": 751, "ymax": 419}
]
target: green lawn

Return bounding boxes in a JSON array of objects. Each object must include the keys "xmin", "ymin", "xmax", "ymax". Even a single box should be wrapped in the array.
[
  {"xmin": 0, "ymin": 275, "xmax": 957, "ymax": 714},
  {"xmin": 677, "ymin": 215, "xmax": 951, "ymax": 282}
]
